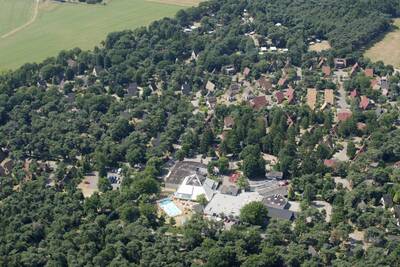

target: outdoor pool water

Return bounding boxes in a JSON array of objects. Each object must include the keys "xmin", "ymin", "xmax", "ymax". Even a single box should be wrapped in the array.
[{"xmin": 159, "ymin": 198, "xmax": 182, "ymax": 217}]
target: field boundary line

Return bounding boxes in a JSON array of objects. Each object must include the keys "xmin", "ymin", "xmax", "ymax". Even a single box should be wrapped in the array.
[{"xmin": 1, "ymin": 0, "xmax": 40, "ymax": 39}]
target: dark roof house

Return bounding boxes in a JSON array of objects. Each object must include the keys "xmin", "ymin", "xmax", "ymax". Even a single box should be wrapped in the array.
[
  {"xmin": 265, "ymin": 171, "xmax": 283, "ymax": 180},
  {"xmin": 181, "ymin": 82, "xmax": 191, "ymax": 95},
  {"xmin": 257, "ymin": 77, "xmax": 273, "ymax": 92},
  {"xmin": 250, "ymin": 96, "xmax": 268, "ymax": 110},
  {"xmin": 267, "ymin": 206, "xmax": 295, "ymax": 220},
  {"xmin": 275, "ymin": 91, "xmax": 285, "ymax": 104},
  {"xmin": 381, "ymin": 194, "xmax": 393, "ymax": 208},
  {"xmin": 220, "ymin": 185, "xmax": 239, "ymax": 196},
  {"xmin": 262, "ymin": 194, "xmax": 288, "ymax": 209},
  {"xmin": 125, "ymin": 82, "xmax": 138, "ymax": 97}
]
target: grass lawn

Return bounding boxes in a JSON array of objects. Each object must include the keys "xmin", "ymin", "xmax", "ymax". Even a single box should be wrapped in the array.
[
  {"xmin": 0, "ymin": 0, "xmax": 35, "ymax": 36},
  {"xmin": 364, "ymin": 19, "xmax": 400, "ymax": 68},
  {"xmin": 0, "ymin": 0, "xmax": 195, "ymax": 70}
]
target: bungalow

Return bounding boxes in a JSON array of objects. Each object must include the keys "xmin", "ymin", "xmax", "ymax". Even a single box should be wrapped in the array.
[
  {"xmin": 92, "ymin": 66, "xmax": 103, "ymax": 77},
  {"xmin": 324, "ymin": 89, "xmax": 335, "ymax": 105},
  {"xmin": 359, "ymin": 96, "xmax": 370, "ymax": 110},
  {"xmin": 324, "ymin": 159, "xmax": 338, "ymax": 169},
  {"xmin": 223, "ymin": 65, "xmax": 236, "ymax": 75},
  {"xmin": 205, "ymin": 81, "xmax": 216, "ymax": 93},
  {"xmin": 242, "ymin": 88, "xmax": 255, "ymax": 101},
  {"xmin": 350, "ymin": 63, "xmax": 359, "ymax": 77},
  {"xmin": 380, "ymin": 76, "xmax": 389, "ymax": 90},
  {"xmin": 337, "ymin": 110, "xmax": 352, "ymax": 122},
  {"xmin": 149, "ymin": 81, "xmax": 158, "ymax": 91},
  {"xmin": 277, "ymin": 76, "xmax": 287, "ymax": 87},
  {"xmin": 334, "ymin": 58, "xmax": 347, "ymax": 69},
  {"xmin": 322, "ymin": 65, "xmax": 331, "ymax": 77},
  {"xmin": 67, "ymin": 59, "xmax": 77, "ymax": 69},
  {"xmin": 227, "ymin": 83, "xmax": 240, "ymax": 101},
  {"xmin": 306, "ymin": 88, "xmax": 317, "ymax": 110},
  {"xmin": 243, "ymin": 67, "xmax": 251, "ymax": 78},
  {"xmin": 190, "ymin": 51, "xmax": 198, "ymax": 61},
  {"xmin": 371, "ymin": 78, "xmax": 380, "ymax": 90},
  {"xmin": 257, "ymin": 77, "xmax": 273, "ymax": 92},
  {"xmin": 269, "ymin": 46, "xmax": 277, "ymax": 52},
  {"xmin": 364, "ymin": 68, "xmax": 374, "ymax": 78},
  {"xmin": 266, "ymin": 206, "xmax": 295, "ymax": 220},
  {"xmin": 207, "ymin": 96, "xmax": 217, "ymax": 109},
  {"xmin": 66, "ymin": 92, "xmax": 75, "ymax": 104},
  {"xmin": 275, "ymin": 91, "xmax": 285, "ymax": 104},
  {"xmin": 356, "ymin": 122, "xmax": 367, "ymax": 131},
  {"xmin": 349, "ymin": 89, "xmax": 358, "ymax": 99},
  {"xmin": 286, "ymin": 87, "xmax": 295, "ymax": 104},
  {"xmin": 174, "ymin": 173, "xmax": 218, "ymax": 201},
  {"xmin": 125, "ymin": 82, "xmax": 138, "ymax": 97},
  {"xmin": 381, "ymin": 194, "xmax": 393, "ymax": 209},
  {"xmin": 317, "ymin": 57, "xmax": 326, "ymax": 69},
  {"xmin": 224, "ymin": 116, "xmax": 235, "ymax": 129},
  {"xmin": 393, "ymin": 205, "xmax": 400, "ymax": 226},
  {"xmin": 181, "ymin": 82, "xmax": 191, "ymax": 95},
  {"xmin": 250, "ymin": 96, "xmax": 268, "ymax": 110}
]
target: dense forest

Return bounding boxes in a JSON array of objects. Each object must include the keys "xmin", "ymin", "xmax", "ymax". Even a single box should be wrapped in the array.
[{"xmin": 1, "ymin": 0, "xmax": 400, "ymax": 266}]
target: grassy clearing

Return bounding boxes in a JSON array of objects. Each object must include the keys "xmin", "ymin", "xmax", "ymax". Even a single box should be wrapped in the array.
[
  {"xmin": 364, "ymin": 19, "xmax": 400, "ymax": 68},
  {"xmin": 0, "ymin": 0, "xmax": 35, "ymax": 36},
  {"xmin": 146, "ymin": 0, "xmax": 201, "ymax": 6},
  {"xmin": 308, "ymin": 40, "xmax": 332, "ymax": 52},
  {"xmin": 0, "ymin": 0, "xmax": 186, "ymax": 70}
]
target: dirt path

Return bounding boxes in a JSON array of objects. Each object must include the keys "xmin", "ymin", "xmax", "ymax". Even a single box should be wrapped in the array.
[{"xmin": 1, "ymin": 0, "xmax": 40, "ymax": 39}]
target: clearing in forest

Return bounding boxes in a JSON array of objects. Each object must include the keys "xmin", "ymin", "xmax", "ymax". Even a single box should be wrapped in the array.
[
  {"xmin": 0, "ymin": 0, "xmax": 185, "ymax": 70},
  {"xmin": 364, "ymin": 19, "xmax": 400, "ymax": 68},
  {"xmin": 308, "ymin": 40, "xmax": 332, "ymax": 52}
]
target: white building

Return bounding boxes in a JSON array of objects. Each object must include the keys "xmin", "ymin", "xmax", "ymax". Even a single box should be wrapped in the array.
[{"xmin": 174, "ymin": 174, "xmax": 218, "ymax": 201}]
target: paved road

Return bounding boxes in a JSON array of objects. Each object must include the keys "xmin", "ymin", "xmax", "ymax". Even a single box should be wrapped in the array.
[{"xmin": 334, "ymin": 70, "xmax": 350, "ymax": 110}]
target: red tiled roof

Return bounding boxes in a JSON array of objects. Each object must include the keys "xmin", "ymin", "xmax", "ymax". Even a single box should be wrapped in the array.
[
  {"xmin": 243, "ymin": 67, "xmax": 251, "ymax": 77},
  {"xmin": 306, "ymin": 88, "xmax": 317, "ymax": 110},
  {"xmin": 371, "ymin": 78, "xmax": 379, "ymax": 89},
  {"xmin": 224, "ymin": 116, "xmax": 235, "ymax": 128},
  {"xmin": 350, "ymin": 89, "xmax": 358, "ymax": 98},
  {"xmin": 337, "ymin": 110, "xmax": 352, "ymax": 122},
  {"xmin": 324, "ymin": 89, "xmax": 334, "ymax": 105},
  {"xmin": 229, "ymin": 172, "xmax": 240, "ymax": 183},
  {"xmin": 364, "ymin": 68, "xmax": 374, "ymax": 77},
  {"xmin": 324, "ymin": 159, "xmax": 337, "ymax": 168},
  {"xmin": 278, "ymin": 76, "xmax": 287, "ymax": 86},
  {"xmin": 250, "ymin": 96, "xmax": 268, "ymax": 110},
  {"xmin": 359, "ymin": 96, "xmax": 370, "ymax": 110},
  {"xmin": 357, "ymin": 122, "xmax": 367, "ymax": 131},
  {"xmin": 275, "ymin": 91, "xmax": 285, "ymax": 104},
  {"xmin": 322, "ymin": 65, "xmax": 331, "ymax": 76},
  {"xmin": 257, "ymin": 77, "xmax": 273, "ymax": 91},
  {"xmin": 286, "ymin": 87, "xmax": 295, "ymax": 103}
]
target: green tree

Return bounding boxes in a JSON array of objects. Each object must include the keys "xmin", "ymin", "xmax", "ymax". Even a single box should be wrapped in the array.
[
  {"xmin": 240, "ymin": 201, "xmax": 269, "ymax": 226},
  {"xmin": 98, "ymin": 176, "xmax": 112, "ymax": 192},
  {"xmin": 347, "ymin": 141, "xmax": 357, "ymax": 159}
]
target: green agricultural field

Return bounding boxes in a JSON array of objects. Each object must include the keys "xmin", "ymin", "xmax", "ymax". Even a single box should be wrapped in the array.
[
  {"xmin": 0, "ymin": 0, "xmax": 192, "ymax": 70},
  {"xmin": 0, "ymin": 0, "xmax": 35, "ymax": 36}
]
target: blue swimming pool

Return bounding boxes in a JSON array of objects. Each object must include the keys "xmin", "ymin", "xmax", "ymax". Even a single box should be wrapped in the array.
[{"xmin": 159, "ymin": 198, "xmax": 182, "ymax": 217}]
